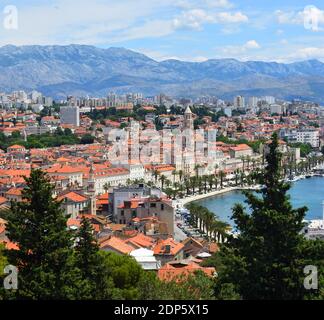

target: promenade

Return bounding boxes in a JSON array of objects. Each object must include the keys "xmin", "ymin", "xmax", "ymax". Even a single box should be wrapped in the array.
[{"xmin": 174, "ymin": 185, "xmax": 260, "ymax": 209}]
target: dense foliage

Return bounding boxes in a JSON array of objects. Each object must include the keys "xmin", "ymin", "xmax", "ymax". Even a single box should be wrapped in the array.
[{"xmin": 0, "ymin": 129, "xmax": 80, "ymax": 151}]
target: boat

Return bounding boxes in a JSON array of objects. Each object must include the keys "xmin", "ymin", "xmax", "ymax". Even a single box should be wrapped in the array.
[{"xmin": 303, "ymin": 201, "xmax": 324, "ymax": 240}]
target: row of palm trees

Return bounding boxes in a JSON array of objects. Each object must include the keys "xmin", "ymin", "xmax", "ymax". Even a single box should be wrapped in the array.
[
  {"xmin": 149, "ymin": 166, "xmax": 261, "ymax": 200},
  {"xmin": 185, "ymin": 202, "xmax": 230, "ymax": 243},
  {"xmin": 282, "ymin": 154, "xmax": 324, "ymax": 178}
]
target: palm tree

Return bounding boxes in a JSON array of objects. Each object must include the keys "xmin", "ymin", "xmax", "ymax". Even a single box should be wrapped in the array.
[
  {"xmin": 214, "ymin": 164, "xmax": 219, "ymax": 176},
  {"xmin": 202, "ymin": 175, "xmax": 209, "ymax": 193},
  {"xmin": 219, "ymin": 171, "xmax": 226, "ymax": 189},
  {"xmin": 240, "ymin": 156, "xmax": 246, "ymax": 172},
  {"xmin": 184, "ymin": 178, "xmax": 191, "ymax": 196},
  {"xmin": 240, "ymin": 171, "xmax": 246, "ymax": 186},
  {"xmin": 172, "ymin": 170, "xmax": 177, "ymax": 185},
  {"xmin": 204, "ymin": 209, "xmax": 214, "ymax": 237},
  {"xmin": 159, "ymin": 174, "xmax": 167, "ymax": 191},
  {"xmin": 194, "ymin": 164, "xmax": 201, "ymax": 178},
  {"xmin": 178, "ymin": 170, "xmax": 184, "ymax": 183},
  {"xmin": 208, "ymin": 175, "xmax": 214, "ymax": 191},
  {"xmin": 246, "ymin": 155, "xmax": 251, "ymax": 171},
  {"xmin": 234, "ymin": 169, "xmax": 240, "ymax": 186},
  {"xmin": 214, "ymin": 177, "xmax": 219, "ymax": 190},
  {"xmin": 251, "ymin": 159, "xmax": 257, "ymax": 171},
  {"xmin": 153, "ymin": 169, "xmax": 160, "ymax": 183}
]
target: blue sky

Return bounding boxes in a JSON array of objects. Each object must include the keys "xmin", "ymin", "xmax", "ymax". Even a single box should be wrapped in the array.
[{"xmin": 2, "ymin": 0, "xmax": 324, "ymax": 62}]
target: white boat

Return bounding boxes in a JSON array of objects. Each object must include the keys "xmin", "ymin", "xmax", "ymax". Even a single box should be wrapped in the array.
[{"xmin": 303, "ymin": 201, "xmax": 324, "ymax": 239}]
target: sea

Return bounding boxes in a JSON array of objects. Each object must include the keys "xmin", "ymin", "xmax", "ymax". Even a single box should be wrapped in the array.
[{"xmin": 196, "ymin": 177, "xmax": 324, "ymax": 227}]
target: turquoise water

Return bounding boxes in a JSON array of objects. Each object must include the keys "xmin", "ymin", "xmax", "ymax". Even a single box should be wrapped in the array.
[{"xmin": 196, "ymin": 177, "xmax": 324, "ymax": 226}]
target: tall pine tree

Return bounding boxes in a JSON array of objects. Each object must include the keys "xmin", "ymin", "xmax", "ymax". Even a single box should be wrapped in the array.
[
  {"xmin": 74, "ymin": 217, "xmax": 113, "ymax": 299},
  {"xmin": 218, "ymin": 132, "xmax": 309, "ymax": 300},
  {"xmin": 5, "ymin": 169, "xmax": 79, "ymax": 299}
]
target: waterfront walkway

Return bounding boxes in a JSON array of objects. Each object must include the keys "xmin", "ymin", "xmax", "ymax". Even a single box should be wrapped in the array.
[{"xmin": 174, "ymin": 185, "xmax": 260, "ymax": 209}]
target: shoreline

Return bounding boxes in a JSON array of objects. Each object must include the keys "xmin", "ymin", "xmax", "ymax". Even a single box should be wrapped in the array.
[
  {"xmin": 175, "ymin": 174, "xmax": 324, "ymax": 209},
  {"xmin": 176, "ymin": 185, "xmax": 260, "ymax": 208}
]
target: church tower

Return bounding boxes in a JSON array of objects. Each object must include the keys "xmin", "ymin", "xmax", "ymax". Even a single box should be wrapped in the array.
[
  {"xmin": 87, "ymin": 163, "xmax": 97, "ymax": 216},
  {"xmin": 184, "ymin": 106, "xmax": 194, "ymax": 130}
]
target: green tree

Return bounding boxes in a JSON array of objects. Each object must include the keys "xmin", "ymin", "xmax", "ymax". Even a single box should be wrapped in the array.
[
  {"xmin": 4, "ymin": 169, "xmax": 80, "ymax": 299},
  {"xmin": 0, "ymin": 243, "xmax": 7, "ymax": 276},
  {"xmin": 216, "ymin": 132, "xmax": 315, "ymax": 300},
  {"xmin": 81, "ymin": 134, "xmax": 95, "ymax": 145},
  {"xmin": 74, "ymin": 217, "xmax": 113, "ymax": 299},
  {"xmin": 100, "ymin": 251, "xmax": 144, "ymax": 300},
  {"xmin": 138, "ymin": 270, "xmax": 216, "ymax": 300}
]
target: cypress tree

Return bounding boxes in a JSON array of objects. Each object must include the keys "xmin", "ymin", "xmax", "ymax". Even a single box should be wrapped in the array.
[
  {"xmin": 74, "ymin": 217, "xmax": 113, "ymax": 299},
  {"xmin": 219, "ymin": 132, "xmax": 309, "ymax": 300},
  {"xmin": 4, "ymin": 169, "xmax": 79, "ymax": 299}
]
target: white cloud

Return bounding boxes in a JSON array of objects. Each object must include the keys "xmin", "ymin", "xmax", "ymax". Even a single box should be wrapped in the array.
[
  {"xmin": 275, "ymin": 6, "xmax": 324, "ymax": 31},
  {"xmin": 215, "ymin": 11, "xmax": 248, "ymax": 24},
  {"xmin": 111, "ymin": 20, "xmax": 176, "ymax": 43},
  {"xmin": 205, "ymin": 0, "xmax": 234, "ymax": 9},
  {"xmin": 173, "ymin": 9, "xmax": 215, "ymax": 30},
  {"xmin": 0, "ymin": 0, "xmax": 249, "ymax": 46},
  {"xmin": 287, "ymin": 47, "xmax": 324, "ymax": 60},
  {"xmin": 219, "ymin": 40, "xmax": 261, "ymax": 58},
  {"xmin": 175, "ymin": 0, "xmax": 233, "ymax": 9},
  {"xmin": 0, "ymin": 0, "xmax": 175, "ymax": 45},
  {"xmin": 244, "ymin": 40, "xmax": 260, "ymax": 49},
  {"xmin": 173, "ymin": 9, "xmax": 248, "ymax": 30}
]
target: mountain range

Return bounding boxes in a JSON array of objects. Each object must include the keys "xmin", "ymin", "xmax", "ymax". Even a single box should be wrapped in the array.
[{"xmin": 1, "ymin": 44, "xmax": 324, "ymax": 103}]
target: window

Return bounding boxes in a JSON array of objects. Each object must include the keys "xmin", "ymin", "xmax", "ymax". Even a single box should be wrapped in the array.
[
  {"xmin": 150, "ymin": 203, "xmax": 156, "ymax": 208},
  {"xmin": 132, "ymin": 211, "xmax": 137, "ymax": 218},
  {"xmin": 161, "ymin": 204, "xmax": 164, "ymax": 210},
  {"xmin": 121, "ymin": 210, "xmax": 124, "ymax": 216}
]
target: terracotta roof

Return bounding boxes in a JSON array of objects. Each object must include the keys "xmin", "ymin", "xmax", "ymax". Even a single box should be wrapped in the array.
[
  {"xmin": 158, "ymin": 261, "xmax": 216, "ymax": 282},
  {"xmin": 3, "ymin": 241, "xmax": 19, "ymax": 250},
  {"xmin": 229, "ymin": 144, "xmax": 252, "ymax": 152},
  {"xmin": 0, "ymin": 196, "xmax": 8, "ymax": 205},
  {"xmin": 57, "ymin": 192, "xmax": 88, "ymax": 203},
  {"xmin": 100, "ymin": 236, "xmax": 133, "ymax": 255},
  {"xmin": 153, "ymin": 238, "xmax": 184, "ymax": 256},
  {"xmin": 8, "ymin": 144, "xmax": 26, "ymax": 150},
  {"xmin": 6, "ymin": 188, "xmax": 23, "ymax": 196},
  {"xmin": 125, "ymin": 233, "xmax": 155, "ymax": 249}
]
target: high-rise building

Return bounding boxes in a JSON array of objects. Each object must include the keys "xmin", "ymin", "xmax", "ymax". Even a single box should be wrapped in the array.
[
  {"xmin": 60, "ymin": 106, "xmax": 80, "ymax": 126},
  {"xmin": 263, "ymin": 96, "xmax": 276, "ymax": 104},
  {"xmin": 234, "ymin": 95, "xmax": 245, "ymax": 109},
  {"xmin": 248, "ymin": 96, "xmax": 259, "ymax": 107}
]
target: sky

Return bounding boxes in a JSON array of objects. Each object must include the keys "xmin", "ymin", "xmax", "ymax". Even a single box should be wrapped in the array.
[{"xmin": 2, "ymin": 0, "xmax": 324, "ymax": 62}]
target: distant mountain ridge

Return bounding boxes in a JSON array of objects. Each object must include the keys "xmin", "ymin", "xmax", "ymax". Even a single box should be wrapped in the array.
[{"xmin": 0, "ymin": 44, "xmax": 324, "ymax": 103}]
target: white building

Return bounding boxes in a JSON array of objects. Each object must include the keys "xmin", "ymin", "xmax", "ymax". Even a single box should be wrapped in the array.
[
  {"xmin": 60, "ymin": 106, "xmax": 80, "ymax": 126},
  {"xmin": 248, "ymin": 96, "xmax": 259, "ymax": 108},
  {"xmin": 279, "ymin": 128, "xmax": 320, "ymax": 148},
  {"xmin": 224, "ymin": 107, "xmax": 232, "ymax": 117},
  {"xmin": 130, "ymin": 248, "xmax": 161, "ymax": 270},
  {"xmin": 234, "ymin": 95, "xmax": 245, "ymax": 109},
  {"xmin": 263, "ymin": 96, "xmax": 276, "ymax": 104},
  {"xmin": 270, "ymin": 104, "xmax": 285, "ymax": 115}
]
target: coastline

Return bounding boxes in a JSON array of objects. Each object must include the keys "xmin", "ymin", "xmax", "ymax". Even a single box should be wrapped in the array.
[
  {"xmin": 176, "ymin": 185, "xmax": 259, "ymax": 208},
  {"xmin": 175, "ymin": 173, "xmax": 324, "ymax": 209}
]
